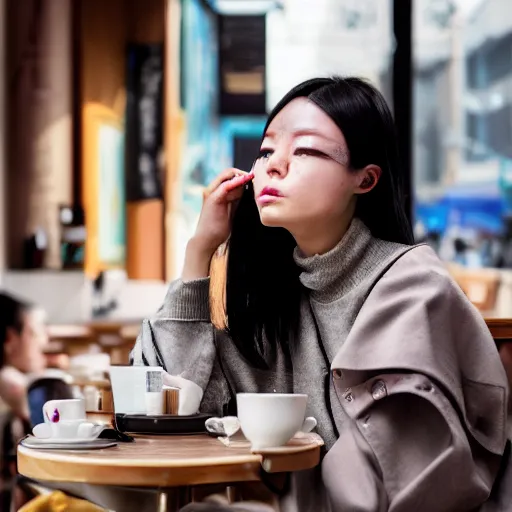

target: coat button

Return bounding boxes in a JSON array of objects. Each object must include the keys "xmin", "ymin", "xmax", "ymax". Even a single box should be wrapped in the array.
[
  {"xmin": 416, "ymin": 381, "xmax": 433, "ymax": 392},
  {"xmin": 333, "ymin": 369, "xmax": 343, "ymax": 380},
  {"xmin": 343, "ymin": 388, "xmax": 354, "ymax": 402},
  {"xmin": 370, "ymin": 379, "xmax": 387, "ymax": 400}
]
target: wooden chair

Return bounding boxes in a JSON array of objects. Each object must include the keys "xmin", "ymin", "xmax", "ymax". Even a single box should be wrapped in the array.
[
  {"xmin": 486, "ymin": 319, "xmax": 512, "ymax": 343},
  {"xmin": 485, "ymin": 319, "xmax": 512, "ymax": 417},
  {"xmin": 449, "ymin": 265, "xmax": 501, "ymax": 313}
]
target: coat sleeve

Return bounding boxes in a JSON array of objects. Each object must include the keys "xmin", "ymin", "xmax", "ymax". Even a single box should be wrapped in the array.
[
  {"xmin": 323, "ymin": 246, "xmax": 508, "ymax": 512},
  {"xmin": 130, "ymin": 278, "xmax": 232, "ymax": 415}
]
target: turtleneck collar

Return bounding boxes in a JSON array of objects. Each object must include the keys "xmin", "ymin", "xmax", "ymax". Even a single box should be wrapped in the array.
[{"xmin": 293, "ymin": 217, "xmax": 374, "ymax": 303}]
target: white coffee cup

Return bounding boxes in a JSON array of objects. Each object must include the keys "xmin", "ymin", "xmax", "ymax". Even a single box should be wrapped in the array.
[
  {"xmin": 43, "ymin": 398, "xmax": 86, "ymax": 424},
  {"xmin": 37, "ymin": 398, "xmax": 105, "ymax": 440},
  {"xmin": 109, "ymin": 365, "xmax": 163, "ymax": 414},
  {"xmin": 236, "ymin": 393, "xmax": 317, "ymax": 450}
]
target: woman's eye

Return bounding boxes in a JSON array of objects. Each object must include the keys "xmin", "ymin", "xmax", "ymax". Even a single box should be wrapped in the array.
[
  {"xmin": 258, "ymin": 149, "xmax": 273, "ymax": 159},
  {"xmin": 295, "ymin": 148, "xmax": 326, "ymax": 158}
]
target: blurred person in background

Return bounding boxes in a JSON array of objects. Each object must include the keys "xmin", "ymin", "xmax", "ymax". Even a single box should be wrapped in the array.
[
  {"xmin": 0, "ymin": 293, "xmax": 50, "ymax": 419},
  {"xmin": 453, "ymin": 237, "xmax": 469, "ymax": 266},
  {"xmin": 0, "ymin": 292, "xmax": 70, "ymax": 510},
  {"xmin": 0, "ymin": 293, "xmax": 70, "ymax": 417}
]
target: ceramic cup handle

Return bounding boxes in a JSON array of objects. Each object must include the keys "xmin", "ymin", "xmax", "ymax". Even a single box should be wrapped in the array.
[{"xmin": 301, "ymin": 416, "xmax": 317, "ymax": 433}]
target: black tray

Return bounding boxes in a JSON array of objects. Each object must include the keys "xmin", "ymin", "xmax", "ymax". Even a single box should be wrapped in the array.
[{"xmin": 115, "ymin": 413, "xmax": 212, "ymax": 435}]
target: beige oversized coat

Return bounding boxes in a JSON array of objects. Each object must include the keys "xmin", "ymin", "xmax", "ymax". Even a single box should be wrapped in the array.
[{"xmin": 319, "ymin": 246, "xmax": 509, "ymax": 511}]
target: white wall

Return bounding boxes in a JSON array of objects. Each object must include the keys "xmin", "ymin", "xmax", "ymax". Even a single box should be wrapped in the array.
[
  {"xmin": 1, "ymin": 270, "xmax": 168, "ymax": 323},
  {"xmin": 2, "ymin": 271, "xmax": 90, "ymax": 322},
  {"xmin": 266, "ymin": 0, "xmax": 393, "ymax": 110}
]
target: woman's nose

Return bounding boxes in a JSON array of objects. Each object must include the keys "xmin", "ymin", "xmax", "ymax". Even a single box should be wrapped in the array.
[{"xmin": 266, "ymin": 152, "xmax": 288, "ymax": 178}]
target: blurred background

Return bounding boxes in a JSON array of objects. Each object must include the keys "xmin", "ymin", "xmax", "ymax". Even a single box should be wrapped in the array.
[
  {"xmin": 0, "ymin": 0, "xmax": 511, "ymax": 324},
  {"xmin": 4, "ymin": 3, "xmax": 512, "ymax": 508}
]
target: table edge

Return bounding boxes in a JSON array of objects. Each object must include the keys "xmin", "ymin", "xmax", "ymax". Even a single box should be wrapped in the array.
[{"xmin": 17, "ymin": 444, "xmax": 265, "ymax": 468}]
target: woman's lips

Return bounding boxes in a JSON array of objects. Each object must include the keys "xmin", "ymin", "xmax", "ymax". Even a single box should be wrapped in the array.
[{"xmin": 257, "ymin": 187, "xmax": 283, "ymax": 204}]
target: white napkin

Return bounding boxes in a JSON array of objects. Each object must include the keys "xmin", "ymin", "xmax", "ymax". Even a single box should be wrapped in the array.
[{"xmin": 162, "ymin": 372, "xmax": 203, "ymax": 416}]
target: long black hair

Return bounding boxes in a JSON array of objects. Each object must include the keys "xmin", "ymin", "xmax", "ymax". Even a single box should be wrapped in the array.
[{"xmin": 225, "ymin": 76, "xmax": 414, "ymax": 369}]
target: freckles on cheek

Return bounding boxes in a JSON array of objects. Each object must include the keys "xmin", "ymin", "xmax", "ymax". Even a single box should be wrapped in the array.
[
  {"xmin": 310, "ymin": 173, "xmax": 349, "ymax": 196},
  {"xmin": 314, "ymin": 178, "xmax": 353, "ymax": 210}
]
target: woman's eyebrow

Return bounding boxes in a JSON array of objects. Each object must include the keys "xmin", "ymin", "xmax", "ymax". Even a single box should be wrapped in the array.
[
  {"xmin": 263, "ymin": 128, "xmax": 349, "ymax": 164},
  {"xmin": 293, "ymin": 132, "xmax": 349, "ymax": 164}
]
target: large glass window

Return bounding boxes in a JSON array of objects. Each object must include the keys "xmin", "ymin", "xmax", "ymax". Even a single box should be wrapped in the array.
[{"xmin": 413, "ymin": 0, "xmax": 512, "ymax": 269}]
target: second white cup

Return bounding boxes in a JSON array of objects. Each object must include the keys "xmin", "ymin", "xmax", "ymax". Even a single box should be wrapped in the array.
[{"xmin": 236, "ymin": 393, "xmax": 317, "ymax": 450}]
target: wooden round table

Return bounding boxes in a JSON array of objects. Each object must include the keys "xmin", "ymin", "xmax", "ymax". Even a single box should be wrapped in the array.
[{"xmin": 18, "ymin": 433, "xmax": 323, "ymax": 511}]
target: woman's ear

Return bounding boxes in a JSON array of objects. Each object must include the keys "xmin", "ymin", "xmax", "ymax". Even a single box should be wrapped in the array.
[{"xmin": 355, "ymin": 165, "xmax": 382, "ymax": 195}]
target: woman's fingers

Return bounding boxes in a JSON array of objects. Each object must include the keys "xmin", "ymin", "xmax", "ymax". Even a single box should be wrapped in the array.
[
  {"xmin": 225, "ymin": 188, "xmax": 245, "ymax": 203},
  {"xmin": 211, "ymin": 172, "xmax": 253, "ymax": 204},
  {"xmin": 224, "ymin": 172, "xmax": 253, "ymax": 193},
  {"xmin": 204, "ymin": 168, "xmax": 244, "ymax": 198}
]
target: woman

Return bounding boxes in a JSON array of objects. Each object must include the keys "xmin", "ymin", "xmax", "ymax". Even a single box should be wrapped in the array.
[{"xmin": 132, "ymin": 77, "xmax": 510, "ymax": 511}]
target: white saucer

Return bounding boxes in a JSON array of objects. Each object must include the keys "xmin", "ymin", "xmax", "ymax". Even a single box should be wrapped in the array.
[
  {"xmin": 31, "ymin": 436, "xmax": 103, "ymax": 444},
  {"xmin": 21, "ymin": 436, "xmax": 117, "ymax": 450},
  {"xmin": 31, "ymin": 422, "xmax": 104, "ymax": 443}
]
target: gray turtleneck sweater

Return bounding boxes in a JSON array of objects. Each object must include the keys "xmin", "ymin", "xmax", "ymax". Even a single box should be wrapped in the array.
[
  {"xmin": 132, "ymin": 219, "xmax": 408, "ymax": 447},
  {"xmin": 131, "ymin": 218, "xmax": 509, "ymax": 512}
]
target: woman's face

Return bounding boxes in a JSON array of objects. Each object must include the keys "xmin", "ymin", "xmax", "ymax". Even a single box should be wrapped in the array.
[
  {"xmin": 253, "ymin": 97, "xmax": 363, "ymax": 250},
  {"xmin": 4, "ymin": 308, "xmax": 48, "ymax": 374}
]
